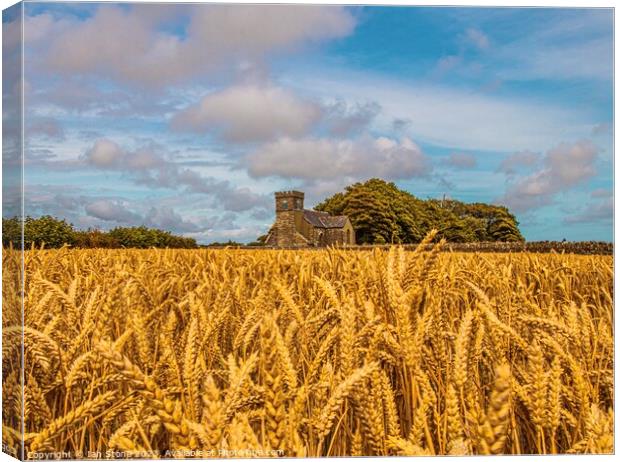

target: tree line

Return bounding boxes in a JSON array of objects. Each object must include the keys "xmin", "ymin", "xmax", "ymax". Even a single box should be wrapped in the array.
[
  {"xmin": 2, "ymin": 179, "xmax": 524, "ymax": 249},
  {"xmin": 315, "ymin": 178, "xmax": 524, "ymax": 244},
  {"xmin": 2, "ymin": 216, "xmax": 198, "ymax": 249}
]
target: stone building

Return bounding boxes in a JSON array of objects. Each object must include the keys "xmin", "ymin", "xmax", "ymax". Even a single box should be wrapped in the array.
[{"xmin": 264, "ymin": 191, "xmax": 355, "ymax": 247}]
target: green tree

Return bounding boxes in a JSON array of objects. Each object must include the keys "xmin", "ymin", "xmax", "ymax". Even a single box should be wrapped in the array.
[
  {"xmin": 2, "ymin": 217, "xmax": 21, "ymax": 248},
  {"xmin": 3, "ymin": 216, "xmax": 198, "ymax": 249},
  {"xmin": 22, "ymin": 215, "xmax": 76, "ymax": 248},
  {"xmin": 488, "ymin": 216, "xmax": 523, "ymax": 242},
  {"xmin": 315, "ymin": 178, "xmax": 524, "ymax": 243},
  {"xmin": 108, "ymin": 226, "xmax": 197, "ymax": 248},
  {"xmin": 74, "ymin": 229, "xmax": 120, "ymax": 248}
]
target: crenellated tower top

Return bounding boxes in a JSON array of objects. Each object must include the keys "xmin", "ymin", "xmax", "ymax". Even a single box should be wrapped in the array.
[{"xmin": 275, "ymin": 191, "xmax": 304, "ymax": 212}]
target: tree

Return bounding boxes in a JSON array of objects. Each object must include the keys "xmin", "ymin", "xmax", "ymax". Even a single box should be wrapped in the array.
[
  {"xmin": 2, "ymin": 216, "xmax": 198, "ymax": 249},
  {"xmin": 108, "ymin": 226, "xmax": 198, "ymax": 248},
  {"xmin": 2, "ymin": 217, "xmax": 21, "ymax": 248},
  {"xmin": 74, "ymin": 229, "xmax": 121, "ymax": 248},
  {"xmin": 247, "ymin": 234, "xmax": 268, "ymax": 246},
  {"xmin": 488, "ymin": 216, "xmax": 523, "ymax": 242},
  {"xmin": 315, "ymin": 178, "xmax": 524, "ymax": 243},
  {"xmin": 22, "ymin": 215, "xmax": 76, "ymax": 248}
]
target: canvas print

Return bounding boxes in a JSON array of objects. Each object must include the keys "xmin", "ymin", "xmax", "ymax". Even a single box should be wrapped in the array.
[{"xmin": 1, "ymin": 2, "xmax": 614, "ymax": 459}]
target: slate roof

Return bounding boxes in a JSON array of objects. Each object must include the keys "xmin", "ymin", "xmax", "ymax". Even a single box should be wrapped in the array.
[{"xmin": 303, "ymin": 210, "xmax": 349, "ymax": 229}]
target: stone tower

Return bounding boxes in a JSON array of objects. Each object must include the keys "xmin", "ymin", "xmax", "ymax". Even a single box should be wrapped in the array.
[{"xmin": 274, "ymin": 191, "xmax": 304, "ymax": 246}]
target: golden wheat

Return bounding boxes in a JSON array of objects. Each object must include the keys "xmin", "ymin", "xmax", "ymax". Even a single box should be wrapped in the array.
[{"xmin": 1, "ymin": 237, "xmax": 613, "ymax": 458}]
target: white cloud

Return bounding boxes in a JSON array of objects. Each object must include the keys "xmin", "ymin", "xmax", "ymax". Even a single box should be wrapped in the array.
[
  {"xmin": 83, "ymin": 139, "xmax": 126, "ymax": 168},
  {"xmin": 171, "ymin": 84, "xmax": 321, "ymax": 142},
  {"xmin": 498, "ymin": 38, "xmax": 612, "ymax": 82},
  {"xmin": 187, "ymin": 223, "xmax": 269, "ymax": 244},
  {"xmin": 24, "ymin": 13, "xmax": 59, "ymax": 44},
  {"xmin": 27, "ymin": 118, "xmax": 65, "ymax": 140},
  {"xmin": 144, "ymin": 206, "xmax": 200, "ymax": 232},
  {"xmin": 324, "ymin": 100, "xmax": 381, "ymax": 136},
  {"xmin": 187, "ymin": 5, "xmax": 355, "ymax": 56},
  {"xmin": 85, "ymin": 200, "xmax": 141, "ymax": 224},
  {"xmin": 81, "ymin": 138, "xmax": 167, "ymax": 172},
  {"xmin": 17, "ymin": 184, "xmax": 88, "ymax": 221},
  {"xmin": 44, "ymin": 7, "xmax": 169, "ymax": 83},
  {"xmin": 81, "ymin": 139, "xmax": 270, "ymax": 212},
  {"xmin": 125, "ymin": 146, "xmax": 167, "ymax": 170},
  {"xmin": 285, "ymin": 71, "xmax": 592, "ymax": 152},
  {"xmin": 84, "ymin": 199, "xmax": 204, "ymax": 233},
  {"xmin": 246, "ymin": 135, "xmax": 430, "ymax": 181},
  {"xmin": 83, "ymin": 139, "xmax": 168, "ymax": 171},
  {"xmin": 21, "ymin": 182, "xmax": 238, "ymax": 237},
  {"xmin": 171, "ymin": 84, "xmax": 383, "ymax": 143},
  {"xmin": 492, "ymin": 11, "xmax": 612, "ymax": 82},
  {"xmin": 545, "ymin": 140, "xmax": 598, "ymax": 185},
  {"xmin": 3, "ymin": 12, "xmax": 22, "ymax": 53},
  {"xmin": 498, "ymin": 140, "xmax": 599, "ymax": 212},
  {"xmin": 564, "ymin": 196, "xmax": 612, "ymax": 224},
  {"xmin": 497, "ymin": 150, "xmax": 540, "ymax": 175},
  {"xmin": 34, "ymin": 5, "xmax": 356, "ymax": 86},
  {"xmin": 463, "ymin": 28, "xmax": 490, "ymax": 50}
]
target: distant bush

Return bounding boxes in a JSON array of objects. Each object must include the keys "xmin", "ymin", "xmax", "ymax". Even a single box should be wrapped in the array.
[
  {"xmin": 73, "ymin": 229, "xmax": 121, "ymax": 248},
  {"xmin": 2, "ymin": 215, "xmax": 75, "ymax": 249},
  {"xmin": 108, "ymin": 226, "xmax": 198, "ymax": 249},
  {"xmin": 2, "ymin": 216, "xmax": 21, "ymax": 248},
  {"xmin": 2, "ymin": 216, "xmax": 198, "ymax": 249},
  {"xmin": 203, "ymin": 240, "xmax": 245, "ymax": 248},
  {"xmin": 246, "ymin": 234, "xmax": 268, "ymax": 247}
]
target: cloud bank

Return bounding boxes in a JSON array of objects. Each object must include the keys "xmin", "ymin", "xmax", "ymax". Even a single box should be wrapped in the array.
[
  {"xmin": 83, "ymin": 138, "xmax": 269, "ymax": 212},
  {"xmin": 171, "ymin": 84, "xmax": 322, "ymax": 143},
  {"xmin": 498, "ymin": 140, "xmax": 599, "ymax": 212},
  {"xmin": 247, "ymin": 135, "xmax": 430, "ymax": 182},
  {"xmin": 36, "ymin": 5, "xmax": 356, "ymax": 87}
]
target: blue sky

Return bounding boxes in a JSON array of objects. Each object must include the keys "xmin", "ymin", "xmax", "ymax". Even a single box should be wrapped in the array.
[{"xmin": 2, "ymin": 3, "xmax": 613, "ymax": 242}]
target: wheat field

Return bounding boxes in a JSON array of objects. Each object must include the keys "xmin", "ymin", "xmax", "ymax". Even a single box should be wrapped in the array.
[{"xmin": 2, "ymin": 235, "xmax": 614, "ymax": 458}]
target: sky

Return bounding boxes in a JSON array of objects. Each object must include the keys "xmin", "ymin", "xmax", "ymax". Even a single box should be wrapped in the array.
[{"xmin": 2, "ymin": 2, "xmax": 614, "ymax": 243}]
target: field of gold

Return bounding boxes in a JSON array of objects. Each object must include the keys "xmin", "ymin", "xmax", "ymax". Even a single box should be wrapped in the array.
[{"xmin": 2, "ymin": 234, "xmax": 614, "ymax": 457}]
